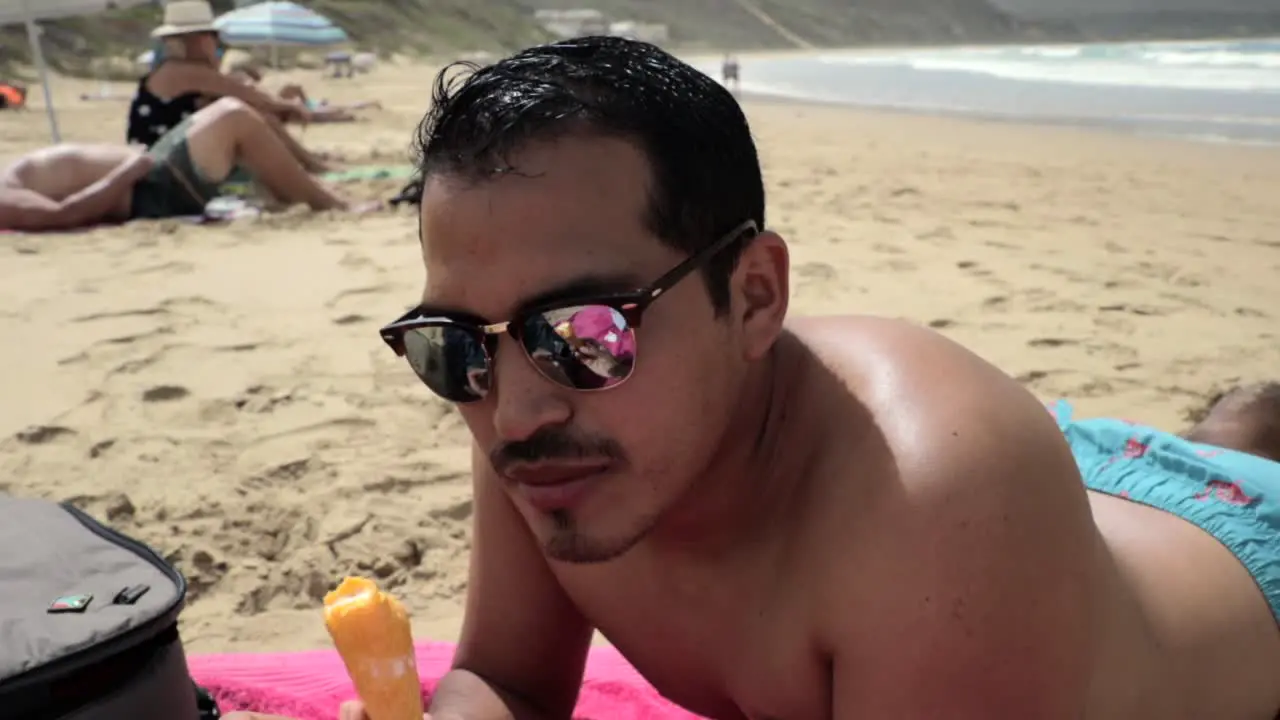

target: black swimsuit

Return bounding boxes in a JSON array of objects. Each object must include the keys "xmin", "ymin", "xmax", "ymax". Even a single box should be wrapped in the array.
[{"xmin": 126, "ymin": 72, "xmax": 201, "ymax": 148}]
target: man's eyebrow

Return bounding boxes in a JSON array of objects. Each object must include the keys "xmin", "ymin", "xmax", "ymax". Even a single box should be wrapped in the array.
[
  {"xmin": 418, "ymin": 272, "xmax": 646, "ymax": 319},
  {"xmin": 519, "ymin": 273, "xmax": 646, "ymax": 308}
]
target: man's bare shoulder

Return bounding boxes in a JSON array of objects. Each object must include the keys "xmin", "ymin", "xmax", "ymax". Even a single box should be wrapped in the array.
[
  {"xmin": 791, "ymin": 316, "xmax": 1101, "ymax": 716},
  {"xmin": 792, "ymin": 314, "xmax": 1061, "ymax": 462},
  {"xmin": 792, "ymin": 314, "xmax": 1088, "ymax": 514}
]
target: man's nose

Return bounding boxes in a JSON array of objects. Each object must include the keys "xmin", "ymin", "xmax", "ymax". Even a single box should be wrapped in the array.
[{"xmin": 489, "ymin": 335, "xmax": 572, "ymax": 442}]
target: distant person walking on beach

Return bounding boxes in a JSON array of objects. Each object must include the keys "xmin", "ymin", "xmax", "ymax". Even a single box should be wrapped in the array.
[{"xmin": 721, "ymin": 53, "xmax": 741, "ymax": 91}]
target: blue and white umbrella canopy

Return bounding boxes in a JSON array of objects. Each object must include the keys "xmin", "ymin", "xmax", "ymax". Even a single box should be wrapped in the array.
[{"xmin": 214, "ymin": 1, "xmax": 349, "ymax": 47}]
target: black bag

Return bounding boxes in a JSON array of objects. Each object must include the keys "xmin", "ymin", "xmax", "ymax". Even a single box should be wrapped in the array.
[{"xmin": 0, "ymin": 494, "xmax": 207, "ymax": 720}]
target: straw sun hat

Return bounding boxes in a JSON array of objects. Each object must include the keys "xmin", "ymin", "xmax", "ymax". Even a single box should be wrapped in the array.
[{"xmin": 151, "ymin": 0, "xmax": 218, "ymax": 38}]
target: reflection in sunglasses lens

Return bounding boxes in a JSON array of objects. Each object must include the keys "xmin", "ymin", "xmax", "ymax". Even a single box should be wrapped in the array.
[
  {"xmin": 403, "ymin": 326, "xmax": 488, "ymax": 402},
  {"xmin": 523, "ymin": 304, "xmax": 636, "ymax": 390}
]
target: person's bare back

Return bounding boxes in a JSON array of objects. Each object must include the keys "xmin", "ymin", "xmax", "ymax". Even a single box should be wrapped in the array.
[
  {"xmin": 2, "ymin": 98, "xmax": 367, "ymax": 232},
  {"xmin": 2, "ymin": 144, "xmax": 140, "ymax": 202},
  {"xmin": 0, "ymin": 145, "xmax": 148, "ymax": 230}
]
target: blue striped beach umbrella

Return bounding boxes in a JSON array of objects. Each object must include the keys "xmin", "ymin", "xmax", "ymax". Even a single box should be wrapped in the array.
[{"xmin": 214, "ymin": 1, "xmax": 349, "ymax": 48}]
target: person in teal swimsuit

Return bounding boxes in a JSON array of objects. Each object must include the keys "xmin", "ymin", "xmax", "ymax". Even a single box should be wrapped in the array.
[{"xmin": 1053, "ymin": 383, "xmax": 1280, "ymax": 627}]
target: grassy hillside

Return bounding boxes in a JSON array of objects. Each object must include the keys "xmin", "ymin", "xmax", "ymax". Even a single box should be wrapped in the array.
[{"xmin": 5, "ymin": 0, "xmax": 1279, "ymax": 81}]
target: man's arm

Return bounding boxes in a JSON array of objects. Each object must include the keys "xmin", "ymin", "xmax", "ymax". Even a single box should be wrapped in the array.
[
  {"xmin": 825, "ymin": 348, "xmax": 1098, "ymax": 719},
  {"xmin": 52, "ymin": 154, "xmax": 154, "ymax": 230},
  {"xmin": 166, "ymin": 64, "xmax": 309, "ymax": 122},
  {"xmin": 428, "ymin": 443, "xmax": 594, "ymax": 720},
  {"xmin": 218, "ymin": 443, "xmax": 591, "ymax": 720}
]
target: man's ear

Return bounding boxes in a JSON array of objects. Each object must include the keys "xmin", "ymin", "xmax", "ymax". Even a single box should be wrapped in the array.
[{"xmin": 731, "ymin": 230, "xmax": 789, "ymax": 361}]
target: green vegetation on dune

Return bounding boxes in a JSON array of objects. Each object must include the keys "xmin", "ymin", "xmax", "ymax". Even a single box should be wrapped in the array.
[
  {"xmin": 0, "ymin": 0, "xmax": 1069, "ymax": 80},
  {"xmin": 3, "ymin": 0, "xmax": 1278, "ymax": 81}
]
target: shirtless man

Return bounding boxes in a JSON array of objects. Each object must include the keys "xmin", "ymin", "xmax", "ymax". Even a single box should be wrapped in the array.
[
  {"xmin": 0, "ymin": 97, "xmax": 360, "ymax": 232},
  {"xmin": 232, "ymin": 37, "xmax": 1280, "ymax": 720}
]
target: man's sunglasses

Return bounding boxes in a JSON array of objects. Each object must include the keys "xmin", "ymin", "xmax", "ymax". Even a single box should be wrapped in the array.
[{"xmin": 379, "ymin": 220, "xmax": 760, "ymax": 403}]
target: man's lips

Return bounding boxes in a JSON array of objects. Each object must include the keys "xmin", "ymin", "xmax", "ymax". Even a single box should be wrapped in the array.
[
  {"xmin": 504, "ymin": 461, "xmax": 611, "ymax": 487},
  {"xmin": 504, "ymin": 462, "xmax": 611, "ymax": 511}
]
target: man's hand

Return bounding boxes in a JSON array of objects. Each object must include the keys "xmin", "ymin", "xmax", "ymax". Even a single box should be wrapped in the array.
[{"xmin": 222, "ymin": 700, "xmax": 430, "ymax": 720}]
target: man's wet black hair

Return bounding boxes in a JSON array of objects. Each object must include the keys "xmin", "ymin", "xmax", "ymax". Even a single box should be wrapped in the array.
[{"xmin": 409, "ymin": 35, "xmax": 765, "ymax": 313}]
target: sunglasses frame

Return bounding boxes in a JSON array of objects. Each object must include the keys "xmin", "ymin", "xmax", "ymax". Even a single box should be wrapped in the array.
[{"xmin": 379, "ymin": 219, "xmax": 760, "ymax": 397}]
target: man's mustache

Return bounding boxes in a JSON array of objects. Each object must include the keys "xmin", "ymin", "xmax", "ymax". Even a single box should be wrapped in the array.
[{"xmin": 490, "ymin": 426, "xmax": 626, "ymax": 476}]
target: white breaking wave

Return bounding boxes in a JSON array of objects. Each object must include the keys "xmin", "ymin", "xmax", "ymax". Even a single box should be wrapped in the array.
[{"xmin": 819, "ymin": 39, "xmax": 1280, "ymax": 92}]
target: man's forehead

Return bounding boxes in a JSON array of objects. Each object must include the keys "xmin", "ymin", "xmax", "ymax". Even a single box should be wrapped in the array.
[
  {"xmin": 419, "ymin": 139, "xmax": 651, "ymax": 251},
  {"xmin": 415, "ymin": 136, "xmax": 672, "ymax": 314}
]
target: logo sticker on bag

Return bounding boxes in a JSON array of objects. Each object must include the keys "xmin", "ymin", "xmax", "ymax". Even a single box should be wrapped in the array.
[{"xmin": 47, "ymin": 593, "xmax": 93, "ymax": 613}]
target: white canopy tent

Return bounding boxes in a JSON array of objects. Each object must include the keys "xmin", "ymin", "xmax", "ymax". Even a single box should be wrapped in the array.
[{"xmin": 0, "ymin": 0, "xmax": 151, "ymax": 143}]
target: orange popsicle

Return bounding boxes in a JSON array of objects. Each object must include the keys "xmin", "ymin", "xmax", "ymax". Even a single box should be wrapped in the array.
[{"xmin": 323, "ymin": 576, "xmax": 425, "ymax": 720}]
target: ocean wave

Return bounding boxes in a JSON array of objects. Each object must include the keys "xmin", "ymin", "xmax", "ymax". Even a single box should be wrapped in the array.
[
  {"xmin": 1141, "ymin": 50, "xmax": 1280, "ymax": 68},
  {"xmin": 901, "ymin": 57, "xmax": 1280, "ymax": 91},
  {"xmin": 820, "ymin": 40, "xmax": 1280, "ymax": 91}
]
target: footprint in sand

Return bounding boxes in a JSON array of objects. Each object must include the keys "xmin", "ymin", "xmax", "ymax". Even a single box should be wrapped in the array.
[
  {"xmin": 1099, "ymin": 303, "xmax": 1165, "ymax": 317},
  {"xmin": 917, "ymin": 226, "xmax": 954, "ymax": 243},
  {"xmin": 332, "ymin": 314, "xmax": 369, "ymax": 326},
  {"xmin": 14, "ymin": 425, "xmax": 77, "ymax": 445},
  {"xmin": 325, "ymin": 284, "xmax": 392, "ymax": 309},
  {"xmin": 141, "ymin": 385, "xmax": 190, "ymax": 402},
  {"xmin": 430, "ymin": 497, "xmax": 474, "ymax": 523},
  {"xmin": 1027, "ymin": 337, "xmax": 1078, "ymax": 349},
  {"xmin": 1016, "ymin": 369, "xmax": 1053, "ymax": 383},
  {"xmin": 129, "ymin": 260, "xmax": 196, "ymax": 276},
  {"xmin": 338, "ymin": 251, "xmax": 376, "ymax": 270},
  {"xmin": 795, "ymin": 262, "xmax": 839, "ymax": 283},
  {"xmin": 927, "ymin": 318, "xmax": 957, "ymax": 329},
  {"xmin": 64, "ymin": 492, "xmax": 135, "ymax": 523},
  {"xmin": 88, "ymin": 439, "xmax": 116, "ymax": 459},
  {"xmin": 956, "ymin": 260, "xmax": 996, "ymax": 279},
  {"xmin": 244, "ymin": 458, "xmax": 315, "ymax": 488},
  {"xmin": 872, "ymin": 258, "xmax": 916, "ymax": 273},
  {"xmin": 71, "ymin": 307, "xmax": 168, "ymax": 323}
]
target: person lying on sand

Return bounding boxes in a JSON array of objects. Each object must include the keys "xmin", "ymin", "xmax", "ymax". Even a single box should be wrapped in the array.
[
  {"xmin": 229, "ymin": 66, "xmax": 382, "ymax": 124},
  {"xmin": 230, "ymin": 37, "xmax": 1280, "ymax": 720},
  {"xmin": 0, "ymin": 97, "xmax": 368, "ymax": 232}
]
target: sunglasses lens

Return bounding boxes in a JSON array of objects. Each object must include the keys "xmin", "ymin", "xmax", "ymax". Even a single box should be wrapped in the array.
[
  {"xmin": 522, "ymin": 305, "xmax": 637, "ymax": 391},
  {"xmin": 402, "ymin": 325, "xmax": 489, "ymax": 402}
]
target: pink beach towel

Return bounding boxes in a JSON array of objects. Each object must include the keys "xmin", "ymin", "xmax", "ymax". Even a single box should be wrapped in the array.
[{"xmin": 189, "ymin": 641, "xmax": 705, "ymax": 720}]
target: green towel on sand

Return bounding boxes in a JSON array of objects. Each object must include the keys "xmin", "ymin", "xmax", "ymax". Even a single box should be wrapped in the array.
[
  {"xmin": 217, "ymin": 165, "xmax": 415, "ymax": 198},
  {"xmin": 321, "ymin": 165, "xmax": 416, "ymax": 183}
]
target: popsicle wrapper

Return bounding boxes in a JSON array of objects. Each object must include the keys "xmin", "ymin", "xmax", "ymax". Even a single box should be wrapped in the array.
[{"xmin": 323, "ymin": 577, "xmax": 425, "ymax": 720}]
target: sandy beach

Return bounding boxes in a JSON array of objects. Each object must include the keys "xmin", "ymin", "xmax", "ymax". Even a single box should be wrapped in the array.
[{"xmin": 1, "ymin": 59, "xmax": 1278, "ymax": 654}]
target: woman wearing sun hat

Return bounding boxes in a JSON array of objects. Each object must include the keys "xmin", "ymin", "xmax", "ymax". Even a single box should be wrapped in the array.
[{"xmin": 126, "ymin": 0, "xmax": 329, "ymax": 172}]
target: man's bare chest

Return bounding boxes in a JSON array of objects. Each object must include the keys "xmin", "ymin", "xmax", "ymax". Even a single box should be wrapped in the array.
[{"xmin": 562, "ymin": 577, "xmax": 832, "ymax": 720}]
